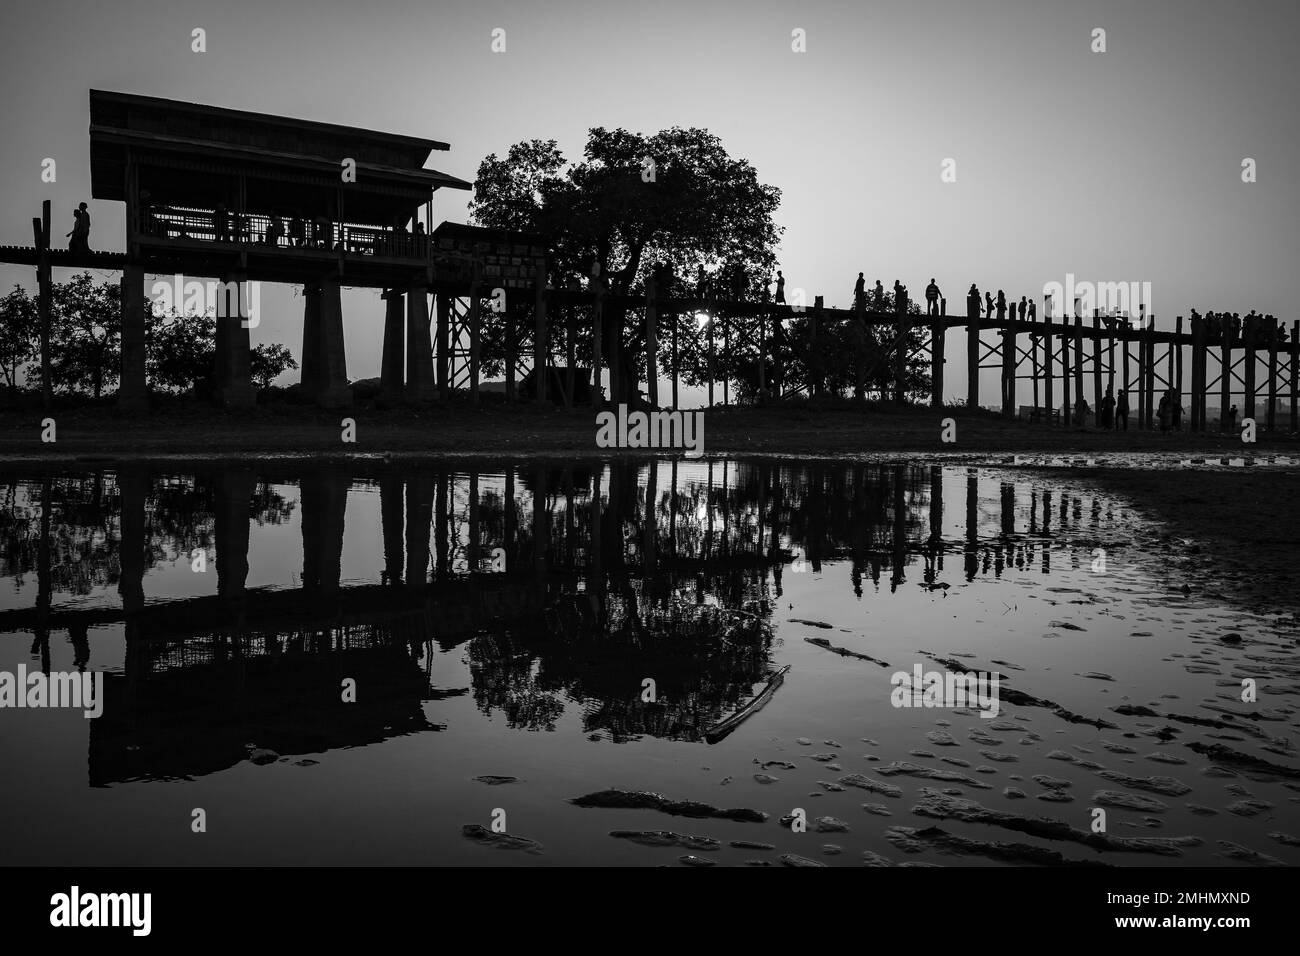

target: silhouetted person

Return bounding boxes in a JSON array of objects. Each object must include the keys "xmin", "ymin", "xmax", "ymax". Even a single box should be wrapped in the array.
[
  {"xmin": 289, "ymin": 214, "xmax": 305, "ymax": 247},
  {"xmin": 1027, "ymin": 299, "xmax": 1037, "ymax": 322},
  {"xmin": 967, "ymin": 283, "xmax": 980, "ymax": 318},
  {"xmin": 925, "ymin": 278, "xmax": 941, "ymax": 316},
  {"xmin": 1228, "ymin": 404, "xmax": 1238, "ymax": 430},
  {"xmin": 1100, "ymin": 387, "xmax": 1115, "ymax": 429},
  {"xmin": 67, "ymin": 202, "xmax": 90, "ymax": 253},
  {"xmin": 855, "ymin": 272, "xmax": 865, "ymax": 308},
  {"xmin": 996, "ymin": 290, "xmax": 1007, "ymax": 321},
  {"xmin": 1157, "ymin": 391, "xmax": 1170, "ymax": 432},
  {"xmin": 774, "ymin": 270, "xmax": 785, "ymax": 304},
  {"xmin": 1116, "ymin": 388, "xmax": 1129, "ymax": 430},
  {"xmin": 873, "ymin": 279, "xmax": 885, "ymax": 311},
  {"xmin": 215, "ymin": 203, "xmax": 230, "ymax": 242},
  {"xmin": 985, "ymin": 291, "xmax": 994, "ymax": 319},
  {"xmin": 1075, "ymin": 396, "xmax": 1090, "ymax": 427},
  {"xmin": 265, "ymin": 217, "xmax": 284, "ymax": 246},
  {"xmin": 1018, "ymin": 296, "xmax": 1027, "ymax": 322}
]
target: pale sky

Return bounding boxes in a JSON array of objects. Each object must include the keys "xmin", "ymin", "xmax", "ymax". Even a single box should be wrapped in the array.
[{"xmin": 1, "ymin": 0, "xmax": 1296, "ymax": 405}]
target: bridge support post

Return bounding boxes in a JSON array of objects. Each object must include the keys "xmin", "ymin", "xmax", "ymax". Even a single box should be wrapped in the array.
[
  {"xmin": 931, "ymin": 297, "xmax": 944, "ymax": 408},
  {"xmin": 118, "ymin": 264, "xmax": 148, "ymax": 411},
  {"xmin": 535, "ymin": 264, "xmax": 550, "ymax": 404},
  {"xmin": 314, "ymin": 275, "xmax": 351, "ymax": 407},
  {"xmin": 966, "ymin": 295, "xmax": 979, "ymax": 410},
  {"xmin": 1267, "ymin": 319, "xmax": 1279, "ymax": 432},
  {"xmin": 406, "ymin": 283, "xmax": 435, "ymax": 402},
  {"xmin": 1291, "ymin": 321, "xmax": 1299, "ymax": 430},
  {"xmin": 644, "ymin": 275, "xmax": 658, "ymax": 408},
  {"xmin": 301, "ymin": 284, "xmax": 321, "ymax": 401},
  {"xmin": 436, "ymin": 292, "xmax": 450, "ymax": 399},
  {"xmin": 1244, "ymin": 315, "xmax": 1257, "ymax": 424},
  {"xmin": 1220, "ymin": 327, "xmax": 1232, "ymax": 431},
  {"xmin": 215, "ymin": 467, "xmax": 254, "ymax": 614},
  {"xmin": 1001, "ymin": 312, "xmax": 1015, "ymax": 418},
  {"xmin": 1043, "ymin": 300, "xmax": 1053, "ymax": 425},
  {"xmin": 380, "ymin": 289, "xmax": 405, "ymax": 405},
  {"xmin": 214, "ymin": 271, "xmax": 255, "ymax": 408}
]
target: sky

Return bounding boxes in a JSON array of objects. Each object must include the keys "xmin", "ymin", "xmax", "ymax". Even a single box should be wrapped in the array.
[{"xmin": 1, "ymin": 0, "xmax": 1297, "ymax": 405}]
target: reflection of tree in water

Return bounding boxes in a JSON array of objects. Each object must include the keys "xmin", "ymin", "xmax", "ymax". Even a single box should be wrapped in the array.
[{"xmin": 0, "ymin": 471, "xmax": 293, "ymax": 597}]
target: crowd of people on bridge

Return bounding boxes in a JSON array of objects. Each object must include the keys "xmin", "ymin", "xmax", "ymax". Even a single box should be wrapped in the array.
[{"xmin": 1191, "ymin": 308, "xmax": 1288, "ymax": 347}]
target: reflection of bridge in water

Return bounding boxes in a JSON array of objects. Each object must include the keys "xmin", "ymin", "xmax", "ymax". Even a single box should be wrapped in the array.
[{"xmin": 0, "ymin": 459, "xmax": 1128, "ymax": 779}]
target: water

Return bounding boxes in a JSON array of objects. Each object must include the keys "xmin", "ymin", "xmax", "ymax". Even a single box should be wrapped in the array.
[{"xmin": 1, "ymin": 458, "xmax": 1296, "ymax": 867}]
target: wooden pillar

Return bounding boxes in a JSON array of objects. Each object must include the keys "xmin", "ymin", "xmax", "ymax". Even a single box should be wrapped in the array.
[
  {"xmin": 1029, "ymin": 305, "xmax": 1039, "ymax": 414},
  {"xmin": 671, "ymin": 305, "xmax": 679, "ymax": 408},
  {"xmin": 1043, "ymin": 300, "xmax": 1053, "ymax": 426},
  {"xmin": 436, "ymin": 292, "xmax": 450, "ymax": 399},
  {"xmin": 1243, "ymin": 315, "xmax": 1257, "ymax": 424},
  {"xmin": 1191, "ymin": 316, "xmax": 1205, "ymax": 431},
  {"xmin": 505, "ymin": 295, "xmax": 517, "ymax": 402},
  {"xmin": 564, "ymin": 301, "xmax": 575, "ymax": 408},
  {"xmin": 893, "ymin": 296, "xmax": 906, "ymax": 405},
  {"xmin": 1073, "ymin": 307, "xmax": 1084, "ymax": 425},
  {"xmin": 1142, "ymin": 316, "xmax": 1154, "ymax": 430},
  {"xmin": 534, "ymin": 262, "xmax": 549, "ymax": 404},
  {"xmin": 592, "ymin": 285, "xmax": 603, "ymax": 410},
  {"xmin": 610, "ymin": 288, "xmax": 622, "ymax": 407},
  {"xmin": 380, "ymin": 289, "xmax": 405, "ymax": 404},
  {"xmin": 215, "ymin": 271, "xmax": 255, "ymax": 408},
  {"xmin": 1220, "ymin": 325, "xmax": 1232, "ymax": 432},
  {"xmin": 1290, "ymin": 321, "xmax": 1299, "ymax": 431},
  {"xmin": 405, "ymin": 284, "xmax": 434, "ymax": 403},
  {"xmin": 931, "ymin": 297, "xmax": 945, "ymax": 408},
  {"xmin": 758, "ymin": 309, "xmax": 767, "ymax": 403},
  {"xmin": 645, "ymin": 275, "xmax": 659, "ymax": 408},
  {"xmin": 1175, "ymin": 315, "xmax": 1184, "ymax": 428},
  {"xmin": 967, "ymin": 294, "xmax": 980, "ymax": 410},
  {"xmin": 1267, "ymin": 319, "xmax": 1278, "ymax": 432},
  {"xmin": 34, "ymin": 202, "xmax": 52, "ymax": 410},
  {"xmin": 469, "ymin": 267, "xmax": 482, "ymax": 405},
  {"xmin": 855, "ymin": 290, "xmax": 867, "ymax": 403},
  {"xmin": 1091, "ymin": 311, "xmax": 1103, "ymax": 416},
  {"xmin": 707, "ymin": 311, "xmax": 715, "ymax": 407}
]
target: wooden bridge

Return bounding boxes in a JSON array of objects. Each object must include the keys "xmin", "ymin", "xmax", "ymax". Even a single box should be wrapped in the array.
[{"xmin": 5, "ymin": 91, "xmax": 1294, "ymax": 430}]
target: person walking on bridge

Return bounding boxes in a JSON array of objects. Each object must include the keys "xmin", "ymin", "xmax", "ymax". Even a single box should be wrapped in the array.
[
  {"xmin": 773, "ymin": 270, "xmax": 785, "ymax": 304},
  {"xmin": 967, "ymin": 284, "xmax": 980, "ymax": 318},
  {"xmin": 67, "ymin": 202, "xmax": 90, "ymax": 253},
  {"xmin": 925, "ymin": 278, "xmax": 941, "ymax": 316},
  {"xmin": 855, "ymin": 272, "xmax": 865, "ymax": 309},
  {"xmin": 1018, "ymin": 296, "xmax": 1027, "ymax": 322},
  {"xmin": 985, "ymin": 291, "xmax": 994, "ymax": 319},
  {"xmin": 996, "ymin": 290, "xmax": 1007, "ymax": 322},
  {"xmin": 1116, "ymin": 388, "xmax": 1130, "ymax": 430},
  {"xmin": 873, "ymin": 279, "xmax": 885, "ymax": 311}
]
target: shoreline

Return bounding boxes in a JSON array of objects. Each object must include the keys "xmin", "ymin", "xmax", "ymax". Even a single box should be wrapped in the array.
[{"xmin": 1, "ymin": 402, "xmax": 1292, "ymax": 461}]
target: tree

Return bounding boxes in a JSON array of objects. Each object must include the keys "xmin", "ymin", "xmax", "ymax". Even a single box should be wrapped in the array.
[
  {"xmin": 0, "ymin": 285, "xmax": 37, "ymax": 389},
  {"xmin": 250, "ymin": 343, "xmax": 298, "ymax": 390},
  {"xmin": 147, "ymin": 308, "xmax": 215, "ymax": 395},
  {"xmin": 49, "ymin": 273, "xmax": 121, "ymax": 399},
  {"xmin": 470, "ymin": 128, "xmax": 783, "ymax": 403}
]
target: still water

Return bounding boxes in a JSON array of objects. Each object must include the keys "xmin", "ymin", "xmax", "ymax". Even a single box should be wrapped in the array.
[{"xmin": 1, "ymin": 458, "xmax": 1296, "ymax": 866}]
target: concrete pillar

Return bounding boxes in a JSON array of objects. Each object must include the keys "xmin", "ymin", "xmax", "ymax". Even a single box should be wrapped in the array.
[
  {"xmin": 215, "ymin": 467, "xmax": 255, "ymax": 611},
  {"xmin": 117, "ymin": 265, "xmax": 148, "ymax": 410},
  {"xmin": 214, "ymin": 272, "xmax": 255, "ymax": 408},
  {"xmin": 300, "ymin": 471, "xmax": 347, "ymax": 595},
  {"xmin": 406, "ymin": 284, "xmax": 436, "ymax": 402},
  {"xmin": 301, "ymin": 284, "xmax": 322, "ymax": 400},
  {"xmin": 315, "ymin": 275, "xmax": 351, "ymax": 408},
  {"xmin": 380, "ymin": 289, "xmax": 405, "ymax": 404}
]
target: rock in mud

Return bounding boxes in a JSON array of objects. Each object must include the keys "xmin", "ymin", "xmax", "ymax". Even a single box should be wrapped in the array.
[
  {"xmin": 570, "ymin": 789, "xmax": 767, "ymax": 823},
  {"xmin": 981, "ymin": 750, "xmax": 1019, "ymax": 763},
  {"xmin": 861, "ymin": 850, "xmax": 895, "ymax": 867},
  {"xmin": 1185, "ymin": 742, "xmax": 1300, "ymax": 779},
  {"xmin": 462, "ymin": 824, "xmax": 543, "ymax": 854},
  {"xmin": 780, "ymin": 853, "xmax": 827, "ymax": 867},
  {"xmin": 1003, "ymin": 787, "xmax": 1027, "ymax": 799},
  {"xmin": 1036, "ymin": 791, "xmax": 1075, "ymax": 803},
  {"xmin": 729, "ymin": 840, "xmax": 775, "ymax": 851},
  {"xmin": 815, "ymin": 816, "xmax": 851, "ymax": 833},
  {"xmin": 862, "ymin": 803, "xmax": 893, "ymax": 816},
  {"xmin": 926, "ymin": 730, "xmax": 959, "ymax": 746},
  {"xmin": 1215, "ymin": 841, "xmax": 1286, "ymax": 866},
  {"xmin": 912, "ymin": 788, "xmax": 1202, "ymax": 856},
  {"xmin": 248, "ymin": 748, "xmax": 280, "ymax": 766},
  {"xmin": 473, "ymin": 775, "xmax": 519, "ymax": 785},
  {"xmin": 838, "ymin": 773, "xmax": 903, "ymax": 798},
  {"xmin": 876, "ymin": 760, "xmax": 993, "ymax": 789},
  {"xmin": 610, "ymin": 830, "xmax": 721, "ymax": 851},
  {"xmin": 885, "ymin": 825, "xmax": 1109, "ymax": 867},
  {"xmin": 753, "ymin": 773, "xmax": 779, "ymax": 784},
  {"xmin": 1032, "ymin": 774, "xmax": 1073, "ymax": 790},
  {"xmin": 679, "ymin": 855, "xmax": 715, "ymax": 867},
  {"xmin": 789, "ymin": 619, "xmax": 833, "ymax": 629},
  {"xmin": 1093, "ymin": 790, "xmax": 1169, "ymax": 812},
  {"xmin": 1095, "ymin": 770, "xmax": 1192, "ymax": 796}
]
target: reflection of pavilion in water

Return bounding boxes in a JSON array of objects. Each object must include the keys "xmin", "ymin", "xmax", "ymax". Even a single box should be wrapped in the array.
[{"xmin": 0, "ymin": 460, "xmax": 1122, "ymax": 776}]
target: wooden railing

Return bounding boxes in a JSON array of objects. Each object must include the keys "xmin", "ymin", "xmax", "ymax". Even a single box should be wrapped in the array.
[{"xmin": 137, "ymin": 205, "xmax": 429, "ymax": 260}]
